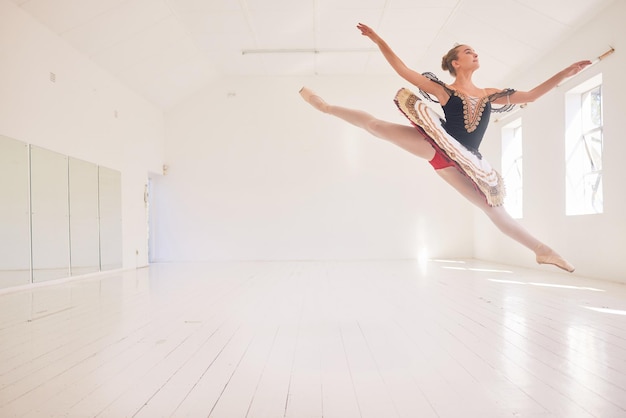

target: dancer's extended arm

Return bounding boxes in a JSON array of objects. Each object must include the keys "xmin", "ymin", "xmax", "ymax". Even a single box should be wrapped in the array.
[
  {"xmin": 492, "ymin": 60, "xmax": 592, "ymax": 105},
  {"xmin": 357, "ymin": 23, "xmax": 447, "ymax": 101}
]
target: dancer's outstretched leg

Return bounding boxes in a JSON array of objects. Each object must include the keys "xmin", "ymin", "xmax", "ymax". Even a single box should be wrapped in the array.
[
  {"xmin": 300, "ymin": 87, "xmax": 436, "ymax": 160},
  {"xmin": 436, "ymin": 167, "xmax": 575, "ymax": 272},
  {"xmin": 300, "ymin": 87, "xmax": 574, "ymax": 273}
]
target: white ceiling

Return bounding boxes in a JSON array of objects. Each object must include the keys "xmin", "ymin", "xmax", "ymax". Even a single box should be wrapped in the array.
[{"xmin": 10, "ymin": 0, "xmax": 615, "ymax": 109}]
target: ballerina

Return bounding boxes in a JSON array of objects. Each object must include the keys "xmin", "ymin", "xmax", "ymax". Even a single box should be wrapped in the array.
[{"xmin": 299, "ymin": 23, "xmax": 592, "ymax": 273}]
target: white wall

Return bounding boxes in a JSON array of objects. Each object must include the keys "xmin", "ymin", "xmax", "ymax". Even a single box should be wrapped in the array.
[
  {"xmin": 5, "ymin": 0, "xmax": 621, "ymax": 281},
  {"xmin": 155, "ymin": 76, "xmax": 475, "ymax": 262},
  {"xmin": 0, "ymin": 0, "xmax": 164, "ymax": 269},
  {"xmin": 476, "ymin": 0, "xmax": 626, "ymax": 282}
]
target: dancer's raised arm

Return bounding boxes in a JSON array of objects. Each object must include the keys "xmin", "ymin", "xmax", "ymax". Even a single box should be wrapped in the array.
[
  {"xmin": 492, "ymin": 60, "xmax": 592, "ymax": 105},
  {"xmin": 357, "ymin": 23, "xmax": 447, "ymax": 102}
]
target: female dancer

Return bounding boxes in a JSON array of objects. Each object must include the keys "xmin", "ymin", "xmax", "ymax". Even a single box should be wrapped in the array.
[{"xmin": 299, "ymin": 23, "xmax": 591, "ymax": 272}]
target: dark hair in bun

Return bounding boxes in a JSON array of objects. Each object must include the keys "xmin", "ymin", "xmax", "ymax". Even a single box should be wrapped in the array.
[{"xmin": 441, "ymin": 44, "xmax": 462, "ymax": 77}]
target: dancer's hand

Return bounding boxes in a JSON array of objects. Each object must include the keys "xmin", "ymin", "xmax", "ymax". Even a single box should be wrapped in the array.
[
  {"xmin": 357, "ymin": 23, "xmax": 381, "ymax": 43},
  {"xmin": 562, "ymin": 60, "xmax": 593, "ymax": 77}
]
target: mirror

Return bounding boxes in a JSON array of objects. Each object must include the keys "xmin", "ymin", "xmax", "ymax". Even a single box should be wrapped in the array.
[
  {"xmin": 99, "ymin": 167, "xmax": 122, "ymax": 271},
  {"xmin": 0, "ymin": 136, "xmax": 125, "ymax": 290},
  {"xmin": 30, "ymin": 146, "xmax": 70, "ymax": 282},
  {"xmin": 69, "ymin": 158, "xmax": 100, "ymax": 276},
  {"xmin": 0, "ymin": 135, "xmax": 31, "ymax": 289}
]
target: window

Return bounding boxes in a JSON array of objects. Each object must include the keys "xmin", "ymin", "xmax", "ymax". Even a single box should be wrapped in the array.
[
  {"xmin": 565, "ymin": 74, "xmax": 603, "ymax": 215},
  {"xmin": 501, "ymin": 118, "xmax": 523, "ymax": 219}
]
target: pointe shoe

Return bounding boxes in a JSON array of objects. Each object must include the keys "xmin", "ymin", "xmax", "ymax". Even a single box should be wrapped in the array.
[
  {"xmin": 536, "ymin": 252, "xmax": 575, "ymax": 273},
  {"xmin": 299, "ymin": 87, "xmax": 329, "ymax": 112}
]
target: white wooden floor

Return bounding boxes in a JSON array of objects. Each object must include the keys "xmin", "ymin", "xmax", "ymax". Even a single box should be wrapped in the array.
[{"xmin": 1, "ymin": 260, "xmax": 625, "ymax": 418}]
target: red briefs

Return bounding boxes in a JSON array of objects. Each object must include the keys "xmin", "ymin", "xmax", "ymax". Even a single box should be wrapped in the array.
[{"xmin": 428, "ymin": 147, "xmax": 456, "ymax": 170}]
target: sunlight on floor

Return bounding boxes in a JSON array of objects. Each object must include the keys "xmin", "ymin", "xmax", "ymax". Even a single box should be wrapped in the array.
[
  {"xmin": 583, "ymin": 306, "xmax": 626, "ymax": 315},
  {"xmin": 489, "ymin": 278, "xmax": 605, "ymax": 292},
  {"xmin": 443, "ymin": 266, "xmax": 514, "ymax": 274}
]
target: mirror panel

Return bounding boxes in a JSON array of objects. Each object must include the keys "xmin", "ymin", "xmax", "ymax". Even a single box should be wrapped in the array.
[
  {"xmin": 0, "ymin": 137, "xmax": 125, "ymax": 290},
  {"xmin": 99, "ymin": 167, "xmax": 122, "ymax": 271},
  {"xmin": 0, "ymin": 135, "xmax": 31, "ymax": 289},
  {"xmin": 30, "ymin": 146, "xmax": 70, "ymax": 282},
  {"xmin": 69, "ymin": 158, "xmax": 100, "ymax": 276}
]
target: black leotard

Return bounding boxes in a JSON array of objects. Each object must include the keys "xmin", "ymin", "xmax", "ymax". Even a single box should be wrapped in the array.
[{"xmin": 419, "ymin": 73, "xmax": 515, "ymax": 156}]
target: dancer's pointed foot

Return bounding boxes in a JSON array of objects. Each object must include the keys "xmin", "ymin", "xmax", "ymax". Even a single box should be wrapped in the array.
[
  {"xmin": 535, "ymin": 245, "xmax": 575, "ymax": 273},
  {"xmin": 299, "ymin": 87, "xmax": 330, "ymax": 113}
]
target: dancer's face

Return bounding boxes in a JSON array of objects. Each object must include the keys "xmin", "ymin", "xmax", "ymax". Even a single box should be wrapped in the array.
[{"xmin": 453, "ymin": 45, "xmax": 480, "ymax": 72}]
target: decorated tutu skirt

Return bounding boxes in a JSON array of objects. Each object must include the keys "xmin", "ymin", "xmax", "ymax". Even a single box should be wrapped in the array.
[{"xmin": 394, "ymin": 87, "xmax": 506, "ymax": 207}]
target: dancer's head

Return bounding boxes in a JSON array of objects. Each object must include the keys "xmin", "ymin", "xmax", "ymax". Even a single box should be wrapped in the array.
[{"xmin": 441, "ymin": 44, "xmax": 478, "ymax": 77}]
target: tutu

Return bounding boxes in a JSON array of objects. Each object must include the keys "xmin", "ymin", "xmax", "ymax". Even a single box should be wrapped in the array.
[{"xmin": 394, "ymin": 87, "xmax": 506, "ymax": 207}]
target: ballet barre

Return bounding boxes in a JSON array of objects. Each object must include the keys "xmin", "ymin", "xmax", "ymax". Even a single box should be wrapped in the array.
[{"xmin": 556, "ymin": 46, "xmax": 615, "ymax": 87}]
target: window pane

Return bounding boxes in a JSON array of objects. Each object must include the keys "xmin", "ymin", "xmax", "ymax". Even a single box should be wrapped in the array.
[
  {"xmin": 502, "ymin": 119, "xmax": 523, "ymax": 218},
  {"xmin": 565, "ymin": 75, "xmax": 603, "ymax": 215}
]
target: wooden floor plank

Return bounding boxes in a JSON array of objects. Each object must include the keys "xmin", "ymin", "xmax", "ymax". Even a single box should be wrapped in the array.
[{"xmin": 0, "ymin": 260, "xmax": 625, "ymax": 418}]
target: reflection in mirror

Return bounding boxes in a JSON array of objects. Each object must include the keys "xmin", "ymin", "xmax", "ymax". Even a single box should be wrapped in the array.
[
  {"xmin": 69, "ymin": 158, "xmax": 100, "ymax": 276},
  {"xmin": 31, "ymin": 146, "xmax": 70, "ymax": 282},
  {"xmin": 0, "ymin": 135, "xmax": 31, "ymax": 289},
  {"xmin": 99, "ymin": 167, "xmax": 122, "ymax": 271}
]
